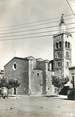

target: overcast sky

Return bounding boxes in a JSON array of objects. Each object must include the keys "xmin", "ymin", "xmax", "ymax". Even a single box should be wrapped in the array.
[{"xmin": 0, "ymin": 0, "xmax": 75, "ymax": 69}]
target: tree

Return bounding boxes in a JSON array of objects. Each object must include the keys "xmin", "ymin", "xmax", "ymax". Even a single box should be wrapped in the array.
[
  {"xmin": 8, "ymin": 79, "xmax": 20, "ymax": 94},
  {"xmin": 52, "ymin": 75, "xmax": 69, "ymax": 88},
  {"xmin": 0, "ymin": 77, "xmax": 20, "ymax": 97},
  {"xmin": 0, "ymin": 78, "xmax": 8, "ymax": 88}
]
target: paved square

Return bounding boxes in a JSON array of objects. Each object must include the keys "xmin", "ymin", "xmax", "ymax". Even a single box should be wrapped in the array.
[{"xmin": 0, "ymin": 96, "xmax": 75, "ymax": 117}]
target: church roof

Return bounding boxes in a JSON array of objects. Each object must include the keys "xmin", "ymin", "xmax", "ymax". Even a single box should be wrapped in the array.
[
  {"xmin": 36, "ymin": 58, "xmax": 44, "ymax": 61},
  {"xmin": 4, "ymin": 57, "xmax": 25, "ymax": 67},
  {"xmin": 44, "ymin": 60, "xmax": 49, "ymax": 63},
  {"xmin": 25, "ymin": 56, "xmax": 35, "ymax": 60}
]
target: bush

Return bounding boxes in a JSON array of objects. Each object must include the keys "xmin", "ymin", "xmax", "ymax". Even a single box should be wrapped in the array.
[{"xmin": 52, "ymin": 76, "xmax": 69, "ymax": 88}]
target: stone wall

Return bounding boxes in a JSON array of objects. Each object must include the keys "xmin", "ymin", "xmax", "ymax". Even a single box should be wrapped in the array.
[
  {"xmin": 30, "ymin": 70, "xmax": 43, "ymax": 95},
  {"xmin": 4, "ymin": 57, "xmax": 29, "ymax": 95},
  {"xmin": 4, "ymin": 57, "xmax": 53, "ymax": 95}
]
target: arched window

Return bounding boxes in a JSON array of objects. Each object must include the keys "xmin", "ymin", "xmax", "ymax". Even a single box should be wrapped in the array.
[
  {"xmin": 12, "ymin": 63, "xmax": 17, "ymax": 70},
  {"xmin": 68, "ymin": 42, "xmax": 70, "ymax": 48},
  {"xmin": 59, "ymin": 41, "xmax": 62, "ymax": 48},
  {"xmin": 56, "ymin": 42, "xmax": 58, "ymax": 49},
  {"xmin": 65, "ymin": 41, "xmax": 67, "ymax": 48}
]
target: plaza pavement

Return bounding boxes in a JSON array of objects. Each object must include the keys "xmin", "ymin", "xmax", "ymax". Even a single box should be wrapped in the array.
[{"xmin": 0, "ymin": 95, "xmax": 75, "ymax": 117}]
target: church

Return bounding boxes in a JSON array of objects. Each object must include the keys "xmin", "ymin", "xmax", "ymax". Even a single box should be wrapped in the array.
[
  {"xmin": 4, "ymin": 56, "xmax": 53, "ymax": 95},
  {"xmin": 4, "ymin": 14, "xmax": 73, "ymax": 95}
]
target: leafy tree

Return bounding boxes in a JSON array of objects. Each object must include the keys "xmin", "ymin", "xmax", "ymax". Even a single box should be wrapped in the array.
[
  {"xmin": 0, "ymin": 78, "xmax": 8, "ymax": 88},
  {"xmin": 7, "ymin": 79, "xmax": 20, "ymax": 94},
  {"xmin": 52, "ymin": 75, "xmax": 69, "ymax": 88},
  {"xmin": 0, "ymin": 77, "xmax": 20, "ymax": 94}
]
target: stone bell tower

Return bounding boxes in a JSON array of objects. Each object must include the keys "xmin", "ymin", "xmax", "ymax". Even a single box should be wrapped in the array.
[{"xmin": 53, "ymin": 14, "xmax": 72, "ymax": 79}]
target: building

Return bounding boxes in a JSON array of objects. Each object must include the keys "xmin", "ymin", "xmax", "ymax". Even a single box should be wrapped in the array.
[
  {"xmin": 4, "ymin": 56, "xmax": 53, "ymax": 95},
  {"xmin": 53, "ymin": 14, "xmax": 72, "ymax": 79},
  {"xmin": 4, "ymin": 14, "xmax": 73, "ymax": 95},
  {"xmin": 69, "ymin": 66, "xmax": 75, "ymax": 88}
]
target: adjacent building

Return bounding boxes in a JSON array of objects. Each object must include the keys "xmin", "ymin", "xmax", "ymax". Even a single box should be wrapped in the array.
[{"xmin": 69, "ymin": 66, "xmax": 75, "ymax": 88}]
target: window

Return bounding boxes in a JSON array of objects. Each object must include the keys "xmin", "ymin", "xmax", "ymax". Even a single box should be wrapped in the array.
[
  {"xmin": 66, "ymin": 51, "xmax": 69, "ymax": 58},
  {"xmin": 58, "ymin": 62, "xmax": 61, "ymax": 67},
  {"xmin": 12, "ymin": 63, "xmax": 17, "ymax": 70},
  {"xmin": 56, "ymin": 41, "xmax": 62, "ymax": 49},
  {"xmin": 65, "ymin": 41, "xmax": 67, "ymax": 48},
  {"xmin": 37, "ymin": 73, "xmax": 39, "ymax": 77},
  {"xmin": 59, "ymin": 41, "xmax": 62, "ymax": 48},
  {"xmin": 68, "ymin": 42, "xmax": 70, "ymax": 48},
  {"xmin": 65, "ymin": 41, "xmax": 70, "ymax": 48},
  {"xmin": 56, "ymin": 42, "xmax": 58, "ymax": 49}
]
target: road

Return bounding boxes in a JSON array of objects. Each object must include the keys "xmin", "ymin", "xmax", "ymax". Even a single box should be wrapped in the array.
[{"xmin": 0, "ymin": 95, "xmax": 75, "ymax": 117}]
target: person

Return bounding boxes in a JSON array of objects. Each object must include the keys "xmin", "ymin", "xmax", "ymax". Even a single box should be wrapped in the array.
[{"xmin": 1, "ymin": 87, "xmax": 8, "ymax": 99}]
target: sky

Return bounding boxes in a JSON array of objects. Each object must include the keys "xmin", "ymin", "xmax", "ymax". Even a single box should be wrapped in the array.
[{"xmin": 0, "ymin": 0, "xmax": 75, "ymax": 69}]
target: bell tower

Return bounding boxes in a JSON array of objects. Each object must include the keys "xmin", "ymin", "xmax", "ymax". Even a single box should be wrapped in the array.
[{"xmin": 53, "ymin": 14, "xmax": 72, "ymax": 79}]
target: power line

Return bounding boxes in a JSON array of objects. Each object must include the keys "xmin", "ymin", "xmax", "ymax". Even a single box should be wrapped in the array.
[
  {"xmin": 0, "ymin": 30, "xmax": 58, "ymax": 38},
  {"xmin": 0, "ymin": 31, "xmax": 74, "ymax": 42},
  {"xmin": 0, "ymin": 14, "xmax": 74, "ymax": 30},
  {"xmin": 0, "ymin": 21, "xmax": 75, "ymax": 36},
  {"xmin": 0, "ymin": 25, "xmax": 58, "ymax": 34},
  {"xmin": 0, "ymin": 19, "xmax": 74, "ymax": 32},
  {"xmin": 0, "ymin": 34, "xmax": 53, "ymax": 41},
  {"xmin": 0, "ymin": 21, "xmax": 59, "ymax": 30},
  {"xmin": 0, "ymin": 26, "xmax": 74, "ymax": 38},
  {"xmin": 0, "ymin": 17, "xmax": 74, "ymax": 32}
]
